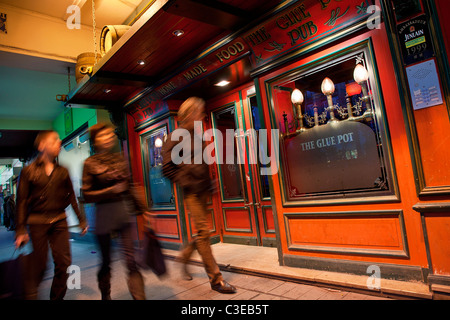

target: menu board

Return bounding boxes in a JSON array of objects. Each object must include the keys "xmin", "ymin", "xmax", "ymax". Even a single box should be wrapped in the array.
[{"xmin": 406, "ymin": 59, "xmax": 443, "ymax": 110}]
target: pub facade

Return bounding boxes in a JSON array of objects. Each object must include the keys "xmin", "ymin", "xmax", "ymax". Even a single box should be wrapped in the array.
[{"xmin": 67, "ymin": 0, "xmax": 450, "ymax": 292}]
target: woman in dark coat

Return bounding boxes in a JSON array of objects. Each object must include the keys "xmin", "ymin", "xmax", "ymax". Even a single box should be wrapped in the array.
[{"xmin": 82, "ymin": 123, "xmax": 148, "ymax": 300}]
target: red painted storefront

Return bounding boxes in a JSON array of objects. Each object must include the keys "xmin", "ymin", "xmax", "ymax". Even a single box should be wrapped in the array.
[{"xmin": 89, "ymin": 0, "xmax": 450, "ymax": 288}]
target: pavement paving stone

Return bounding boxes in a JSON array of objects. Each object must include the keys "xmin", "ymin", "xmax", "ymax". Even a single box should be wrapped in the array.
[
  {"xmin": 0, "ymin": 227, "xmax": 395, "ymax": 301},
  {"xmin": 281, "ymin": 283, "xmax": 316, "ymax": 299}
]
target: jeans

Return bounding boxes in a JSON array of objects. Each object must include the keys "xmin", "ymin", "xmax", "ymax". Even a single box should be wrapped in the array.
[
  {"xmin": 182, "ymin": 193, "xmax": 223, "ymax": 285},
  {"xmin": 27, "ymin": 219, "xmax": 71, "ymax": 300}
]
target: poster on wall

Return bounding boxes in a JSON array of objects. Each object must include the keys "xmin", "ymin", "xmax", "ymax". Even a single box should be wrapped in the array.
[
  {"xmin": 405, "ymin": 59, "xmax": 443, "ymax": 110},
  {"xmin": 397, "ymin": 14, "xmax": 435, "ymax": 65}
]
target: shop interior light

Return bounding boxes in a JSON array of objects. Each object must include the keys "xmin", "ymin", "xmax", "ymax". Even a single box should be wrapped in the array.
[
  {"xmin": 173, "ymin": 30, "xmax": 184, "ymax": 37},
  {"xmin": 215, "ymin": 80, "xmax": 230, "ymax": 87},
  {"xmin": 291, "ymin": 89, "xmax": 304, "ymax": 105},
  {"xmin": 155, "ymin": 137, "xmax": 163, "ymax": 148},
  {"xmin": 321, "ymin": 77, "xmax": 335, "ymax": 96},
  {"xmin": 353, "ymin": 64, "xmax": 369, "ymax": 84},
  {"xmin": 345, "ymin": 82, "xmax": 362, "ymax": 96},
  {"xmin": 291, "ymin": 89, "xmax": 306, "ymax": 133}
]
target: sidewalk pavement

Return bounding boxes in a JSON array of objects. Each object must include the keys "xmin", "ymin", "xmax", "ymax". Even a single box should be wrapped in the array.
[{"xmin": 0, "ymin": 227, "xmax": 431, "ymax": 300}]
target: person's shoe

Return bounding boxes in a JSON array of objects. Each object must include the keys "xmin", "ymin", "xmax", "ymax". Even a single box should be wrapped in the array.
[
  {"xmin": 101, "ymin": 293, "xmax": 111, "ymax": 300},
  {"xmin": 211, "ymin": 280, "xmax": 237, "ymax": 294},
  {"xmin": 182, "ymin": 263, "xmax": 193, "ymax": 281}
]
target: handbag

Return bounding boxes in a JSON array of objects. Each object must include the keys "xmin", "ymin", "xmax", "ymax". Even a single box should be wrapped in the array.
[
  {"xmin": 0, "ymin": 248, "xmax": 31, "ymax": 300},
  {"xmin": 137, "ymin": 228, "xmax": 167, "ymax": 277}
]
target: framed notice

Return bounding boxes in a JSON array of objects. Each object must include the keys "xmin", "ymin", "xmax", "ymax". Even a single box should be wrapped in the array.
[
  {"xmin": 405, "ymin": 59, "xmax": 443, "ymax": 110},
  {"xmin": 397, "ymin": 14, "xmax": 434, "ymax": 65}
]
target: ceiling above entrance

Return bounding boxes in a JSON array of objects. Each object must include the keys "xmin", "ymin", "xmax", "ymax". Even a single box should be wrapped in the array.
[{"xmin": 65, "ymin": 0, "xmax": 286, "ymax": 108}]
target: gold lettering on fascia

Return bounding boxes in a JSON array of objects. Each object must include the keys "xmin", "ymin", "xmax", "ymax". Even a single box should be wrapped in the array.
[
  {"xmin": 318, "ymin": 0, "xmax": 332, "ymax": 10},
  {"xmin": 275, "ymin": 3, "xmax": 311, "ymax": 30},
  {"xmin": 274, "ymin": 3, "xmax": 318, "ymax": 46},
  {"xmin": 246, "ymin": 27, "xmax": 271, "ymax": 46},
  {"xmin": 216, "ymin": 42, "xmax": 245, "ymax": 63},
  {"xmin": 183, "ymin": 64, "xmax": 207, "ymax": 81},
  {"xmin": 157, "ymin": 81, "xmax": 177, "ymax": 96}
]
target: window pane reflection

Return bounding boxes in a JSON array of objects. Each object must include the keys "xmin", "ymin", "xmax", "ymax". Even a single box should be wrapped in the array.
[
  {"xmin": 271, "ymin": 51, "xmax": 392, "ymax": 201},
  {"xmin": 144, "ymin": 126, "xmax": 175, "ymax": 208}
]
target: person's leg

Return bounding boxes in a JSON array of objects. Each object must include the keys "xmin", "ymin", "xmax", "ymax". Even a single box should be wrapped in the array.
[
  {"xmin": 185, "ymin": 194, "xmax": 222, "ymax": 282},
  {"xmin": 119, "ymin": 223, "xmax": 146, "ymax": 300},
  {"xmin": 48, "ymin": 219, "xmax": 71, "ymax": 300},
  {"xmin": 179, "ymin": 238, "xmax": 196, "ymax": 280},
  {"xmin": 96, "ymin": 233, "xmax": 112, "ymax": 300},
  {"xmin": 27, "ymin": 224, "xmax": 50, "ymax": 299},
  {"xmin": 185, "ymin": 193, "xmax": 236, "ymax": 293}
]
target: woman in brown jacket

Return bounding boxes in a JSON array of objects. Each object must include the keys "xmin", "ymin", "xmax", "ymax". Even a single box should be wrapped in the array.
[{"xmin": 82, "ymin": 123, "xmax": 148, "ymax": 300}]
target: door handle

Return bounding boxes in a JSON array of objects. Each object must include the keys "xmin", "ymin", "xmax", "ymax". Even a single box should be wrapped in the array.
[{"xmin": 244, "ymin": 202, "xmax": 253, "ymax": 208}]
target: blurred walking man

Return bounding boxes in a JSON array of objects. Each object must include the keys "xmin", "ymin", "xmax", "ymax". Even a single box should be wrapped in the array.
[
  {"xmin": 15, "ymin": 130, "xmax": 88, "ymax": 300},
  {"xmin": 162, "ymin": 97, "xmax": 236, "ymax": 294}
]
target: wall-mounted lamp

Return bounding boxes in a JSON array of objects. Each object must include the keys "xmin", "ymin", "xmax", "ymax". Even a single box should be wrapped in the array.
[
  {"xmin": 321, "ymin": 77, "xmax": 338, "ymax": 123},
  {"xmin": 282, "ymin": 62, "xmax": 374, "ymax": 140},
  {"xmin": 353, "ymin": 64, "xmax": 373, "ymax": 120},
  {"xmin": 291, "ymin": 89, "xmax": 306, "ymax": 132},
  {"xmin": 353, "ymin": 64, "xmax": 369, "ymax": 84},
  {"xmin": 154, "ymin": 137, "xmax": 163, "ymax": 148}
]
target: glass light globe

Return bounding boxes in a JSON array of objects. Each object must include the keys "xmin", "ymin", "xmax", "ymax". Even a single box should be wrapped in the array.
[
  {"xmin": 155, "ymin": 137, "xmax": 163, "ymax": 148},
  {"xmin": 354, "ymin": 64, "xmax": 369, "ymax": 84},
  {"xmin": 291, "ymin": 89, "xmax": 304, "ymax": 104},
  {"xmin": 321, "ymin": 77, "xmax": 335, "ymax": 95}
]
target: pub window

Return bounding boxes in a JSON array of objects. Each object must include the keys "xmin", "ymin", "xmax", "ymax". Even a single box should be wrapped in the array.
[
  {"xmin": 268, "ymin": 44, "xmax": 397, "ymax": 204},
  {"xmin": 141, "ymin": 125, "xmax": 175, "ymax": 209}
]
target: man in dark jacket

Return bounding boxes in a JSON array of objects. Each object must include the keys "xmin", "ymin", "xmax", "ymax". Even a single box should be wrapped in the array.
[
  {"xmin": 162, "ymin": 97, "xmax": 236, "ymax": 294},
  {"xmin": 15, "ymin": 130, "xmax": 88, "ymax": 300}
]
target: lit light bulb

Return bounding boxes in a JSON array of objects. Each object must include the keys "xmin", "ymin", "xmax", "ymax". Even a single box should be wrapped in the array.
[
  {"xmin": 321, "ymin": 77, "xmax": 335, "ymax": 96},
  {"xmin": 353, "ymin": 64, "xmax": 369, "ymax": 84},
  {"xmin": 155, "ymin": 137, "xmax": 163, "ymax": 148},
  {"xmin": 291, "ymin": 89, "xmax": 304, "ymax": 104}
]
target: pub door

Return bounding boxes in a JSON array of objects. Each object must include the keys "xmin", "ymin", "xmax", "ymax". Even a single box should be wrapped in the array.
[{"xmin": 206, "ymin": 84, "xmax": 277, "ymax": 247}]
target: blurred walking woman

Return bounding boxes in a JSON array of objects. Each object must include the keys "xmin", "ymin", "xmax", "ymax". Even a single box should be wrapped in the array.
[{"xmin": 82, "ymin": 123, "xmax": 147, "ymax": 300}]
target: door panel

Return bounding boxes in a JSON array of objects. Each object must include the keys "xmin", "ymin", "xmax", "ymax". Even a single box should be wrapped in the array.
[
  {"xmin": 207, "ymin": 84, "xmax": 277, "ymax": 246},
  {"xmin": 241, "ymin": 87, "xmax": 277, "ymax": 247}
]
